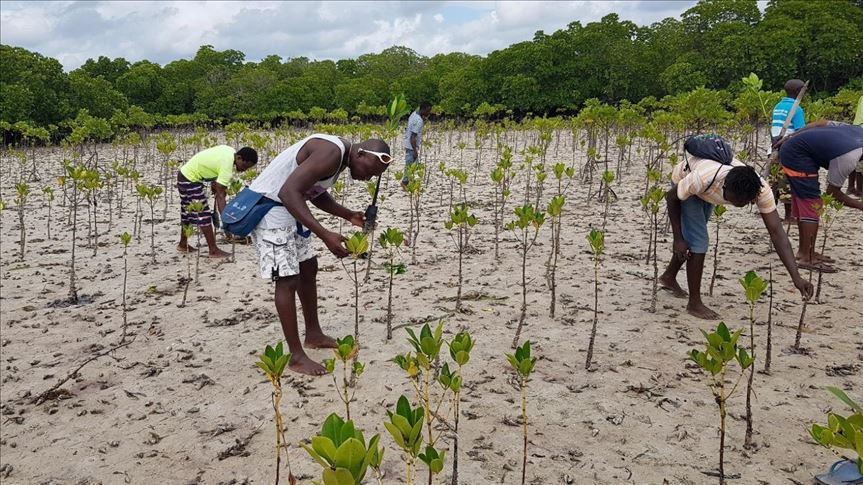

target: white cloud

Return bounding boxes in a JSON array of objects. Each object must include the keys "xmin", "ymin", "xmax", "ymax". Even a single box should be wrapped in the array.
[{"xmin": 0, "ymin": 0, "xmax": 699, "ymax": 69}]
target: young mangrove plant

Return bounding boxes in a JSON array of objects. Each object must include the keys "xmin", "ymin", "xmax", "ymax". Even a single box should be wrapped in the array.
[
  {"xmin": 66, "ymin": 163, "xmax": 89, "ymax": 303},
  {"xmin": 384, "ymin": 395, "xmax": 425, "ymax": 485},
  {"xmin": 14, "ymin": 182, "xmax": 29, "ymax": 259},
  {"xmin": 445, "ymin": 204, "xmax": 478, "ymax": 312},
  {"xmin": 709, "ymin": 205, "xmax": 727, "ymax": 297},
  {"xmin": 739, "ymin": 270, "xmax": 767, "ymax": 449},
  {"xmin": 641, "ymin": 187, "xmax": 665, "ymax": 313},
  {"xmin": 689, "ymin": 322, "xmax": 753, "ymax": 485},
  {"xmin": 379, "ymin": 227, "xmax": 407, "ymax": 340},
  {"xmin": 585, "ymin": 229, "xmax": 604, "ymax": 369},
  {"xmin": 809, "ymin": 387, "xmax": 862, "ymax": 477},
  {"xmin": 491, "ymin": 147, "xmax": 515, "ymax": 260},
  {"xmin": 506, "ymin": 341, "xmax": 537, "ymax": 485},
  {"xmin": 401, "ymin": 162, "xmax": 426, "ymax": 264},
  {"xmin": 302, "ymin": 413, "xmax": 383, "ymax": 485},
  {"xmin": 119, "ymin": 232, "xmax": 132, "ymax": 343},
  {"xmin": 255, "ymin": 342, "xmax": 296, "ymax": 485},
  {"xmin": 180, "ymin": 224, "xmax": 194, "ymax": 307},
  {"xmin": 506, "ymin": 204, "xmax": 545, "ymax": 348},
  {"xmin": 343, "ymin": 232, "xmax": 369, "ymax": 344},
  {"xmin": 599, "ymin": 170, "xmax": 616, "ymax": 232},
  {"xmin": 322, "ymin": 335, "xmax": 363, "ymax": 421},
  {"xmin": 795, "ymin": 194, "xmax": 842, "ymax": 349},
  {"xmin": 446, "ymin": 332, "xmax": 473, "ymax": 485},
  {"xmin": 814, "ymin": 194, "xmax": 843, "ymax": 303},
  {"xmin": 42, "ymin": 186, "xmax": 55, "ymax": 240},
  {"xmin": 764, "ymin": 264, "xmax": 774, "ymax": 374},
  {"xmin": 135, "ymin": 183, "xmax": 163, "ymax": 265},
  {"xmin": 419, "ymin": 445, "xmax": 446, "ymax": 485},
  {"xmin": 185, "ymin": 200, "xmax": 206, "ymax": 284}
]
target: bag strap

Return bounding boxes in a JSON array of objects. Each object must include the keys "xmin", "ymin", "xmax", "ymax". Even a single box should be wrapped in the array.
[{"xmin": 704, "ymin": 164, "xmax": 726, "ymax": 192}]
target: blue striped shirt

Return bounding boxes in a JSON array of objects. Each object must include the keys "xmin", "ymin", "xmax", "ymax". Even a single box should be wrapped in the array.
[{"xmin": 771, "ymin": 97, "xmax": 805, "ymax": 137}]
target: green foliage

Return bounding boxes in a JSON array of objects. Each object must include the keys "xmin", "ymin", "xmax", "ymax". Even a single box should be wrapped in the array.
[
  {"xmin": 586, "ymin": 229, "xmax": 605, "ymax": 256},
  {"xmin": 302, "ymin": 414, "xmax": 382, "ymax": 485},
  {"xmin": 713, "ymin": 204, "xmax": 727, "ymax": 218},
  {"xmin": 809, "ymin": 388, "xmax": 863, "ymax": 476},
  {"xmin": 419, "ymin": 445, "xmax": 446, "ymax": 475},
  {"xmin": 450, "ymin": 332, "xmax": 474, "ymax": 367},
  {"xmin": 445, "ymin": 203, "xmax": 478, "ymax": 230},
  {"xmin": 378, "ymin": 227, "xmax": 405, "ymax": 249},
  {"xmin": 506, "ymin": 341, "xmax": 537, "ymax": 381},
  {"xmin": 689, "ymin": 322, "xmax": 753, "ymax": 376},
  {"xmin": 119, "ymin": 231, "xmax": 132, "ymax": 247},
  {"xmin": 739, "ymin": 270, "xmax": 768, "ymax": 305},
  {"xmin": 256, "ymin": 342, "xmax": 291, "ymax": 383},
  {"xmin": 384, "ymin": 395, "xmax": 425, "ymax": 458},
  {"xmin": 345, "ymin": 231, "xmax": 369, "ymax": 259},
  {"xmin": 404, "ymin": 322, "xmax": 444, "ymax": 368},
  {"xmin": 506, "ymin": 204, "xmax": 545, "ymax": 231}
]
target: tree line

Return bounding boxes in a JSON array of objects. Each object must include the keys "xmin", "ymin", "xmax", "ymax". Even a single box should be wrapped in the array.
[{"xmin": 1, "ymin": 0, "xmax": 861, "ymax": 141}]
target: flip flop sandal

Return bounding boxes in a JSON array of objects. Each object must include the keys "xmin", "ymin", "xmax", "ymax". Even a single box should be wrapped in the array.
[
  {"xmin": 797, "ymin": 260, "xmax": 838, "ymax": 274},
  {"xmin": 815, "ymin": 459, "xmax": 863, "ymax": 485}
]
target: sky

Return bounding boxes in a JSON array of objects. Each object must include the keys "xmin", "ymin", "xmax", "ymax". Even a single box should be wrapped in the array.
[{"xmin": 0, "ymin": 1, "xmax": 699, "ymax": 70}]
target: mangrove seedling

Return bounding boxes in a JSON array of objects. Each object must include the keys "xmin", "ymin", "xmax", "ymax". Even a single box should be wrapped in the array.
[
  {"xmin": 14, "ymin": 182, "xmax": 29, "ymax": 259},
  {"xmin": 709, "ymin": 205, "xmax": 727, "ymax": 297},
  {"xmin": 445, "ymin": 204, "xmax": 478, "ymax": 311},
  {"xmin": 795, "ymin": 194, "xmax": 842, "ymax": 349},
  {"xmin": 379, "ymin": 227, "xmax": 406, "ymax": 340},
  {"xmin": 490, "ymin": 147, "xmax": 515, "ymax": 260},
  {"xmin": 185, "ymin": 200, "xmax": 206, "ymax": 284},
  {"xmin": 506, "ymin": 341, "xmax": 537, "ymax": 485},
  {"xmin": 446, "ymin": 332, "xmax": 473, "ymax": 485},
  {"xmin": 301, "ymin": 413, "xmax": 382, "ymax": 485},
  {"xmin": 585, "ymin": 229, "xmax": 604, "ymax": 369},
  {"xmin": 739, "ymin": 270, "xmax": 767, "ymax": 448},
  {"xmin": 506, "ymin": 204, "xmax": 545, "ymax": 348},
  {"xmin": 545, "ymin": 162, "xmax": 575, "ymax": 318},
  {"xmin": 322, "ymin": 335, "xmax": 363, "ymax": 420},
  {"xmin": 135, "ymin": 183, "xmax": 163, "ymax": 265},
  {"xmin": 689, "ymin": 322, "xmax": 753, "ymax": 485},
  {"xmin": 384, "ymin": 395, "xmax": 425, "ymax": 485},
  {"xmin": 419, "ymin": 445, "xmax": 446, "ymax": 484},
  {"xmin": 600, "ymin": 170, "xmax": 615, "ymax": 232},
  {"xmin": 255, "ymin": 342, "xmax": 296, "ymax": 485},
  {"xmin": 343, "ymin": 232, "xmax": 369, "ymax": 344},
  {"xmin": 119, "ymin": 232, "xmax": 132, "ymax": 343},
  {"xmin": 180, "ymin": 224, "xmax": 194, "ymax": 307},
  {"xmin": 641, "ymin": 186, "xmax": 665, "ymax": 313},
  {"xmin": 809, "ymin": 387, "xmax": 862, "ymax": 476},
  {"xmin": 42, "ymin": 186, "xmax": 55, "ymax": 240}
]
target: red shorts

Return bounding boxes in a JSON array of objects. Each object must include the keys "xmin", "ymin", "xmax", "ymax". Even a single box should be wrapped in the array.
[{"xmin": 790, "ymin": 195, "xmax": 820, "ymax": 223}]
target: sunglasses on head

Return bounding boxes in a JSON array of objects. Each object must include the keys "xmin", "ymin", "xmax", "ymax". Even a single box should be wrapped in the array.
[{"xmin": 358, "ymin": 148, "xmax": 393, "ymax": 165}]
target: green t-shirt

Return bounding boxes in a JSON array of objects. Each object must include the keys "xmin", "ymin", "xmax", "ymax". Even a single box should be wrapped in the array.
[{"xmin": 180, "ymin": 145, "xmax": 235, "ymax": 186}]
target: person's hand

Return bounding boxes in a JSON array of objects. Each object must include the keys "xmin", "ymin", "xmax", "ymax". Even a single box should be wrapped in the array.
[
  {"xmin": 672, "ymin": 238, "xmax": 690, "ymax": 262},
  {"xmin": 347, "ymin": 211, "xmax": 365, "ymax": 228},
  {"xmin": 321, "ymin": 230, "xmax": 348, "ymax": 258},
  {"xmin": 794, "ymin": 277, "xmax": 814, "ymax": 300}
]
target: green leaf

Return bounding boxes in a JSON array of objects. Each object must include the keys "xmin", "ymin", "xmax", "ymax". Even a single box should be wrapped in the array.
[
  {"xmin": 322, "ymin": 467, "xmax": 356, "ymax": 485},
  {"xmin": 312, "ymin": 436, "xmax": 338, "ymax": 465},
  {"xmin": 334, "ymin": 438, "xmax": 367, "ymax": 480},
  {"xmin": 827, "ymin": 387, "xmax": 863, "ymax": 414}
]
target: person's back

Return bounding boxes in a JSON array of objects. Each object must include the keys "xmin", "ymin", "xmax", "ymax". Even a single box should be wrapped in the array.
[
  {"xmin": 781, "ymin": 124, "xmax": 863, "ymax": 169},
  {"xmin": 181, "ymin": 145, "xmax": 236, "ymax": 186}
]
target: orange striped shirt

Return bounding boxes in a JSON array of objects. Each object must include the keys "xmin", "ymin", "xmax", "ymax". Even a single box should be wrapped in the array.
[{"xmin": 672, "ymin": 157, "xmax": 776, "ymax": 213}]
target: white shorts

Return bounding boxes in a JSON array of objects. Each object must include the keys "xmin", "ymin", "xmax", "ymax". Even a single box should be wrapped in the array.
[{"xmin": 251, "ymin": 227, "xmax": 315, "ymax": 280}]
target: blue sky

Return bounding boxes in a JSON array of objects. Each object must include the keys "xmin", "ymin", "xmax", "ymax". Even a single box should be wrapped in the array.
[{"xmin": 0, "ymin": 1, "xmax": 701, "ymax": 70}]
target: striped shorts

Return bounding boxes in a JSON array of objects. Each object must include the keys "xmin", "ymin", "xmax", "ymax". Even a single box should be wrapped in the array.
[{"xmin": 177, "ymin": 173, "xmax": 212, "ymax": 227}]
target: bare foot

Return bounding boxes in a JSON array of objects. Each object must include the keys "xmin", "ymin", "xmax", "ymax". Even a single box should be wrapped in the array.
[
  {"xmin": 208, "ymin": 248, "xmax": 231, "ymax": 259},
  {"xmin": 305, "ymin": 332, "xmax": 338, "ymax": 349},
  {"xmin": 797, "ymin": 252, "xmax": 835, "ymax": 265},
  {"xmin": 177, "ymin": 244, "xmax": 197, "ymax": 253},
  {"xmin": 687, "ymin": 302, "xmax": 721, "ymax": 320},
  {"xmin": 659, "ymin": 274, "xmax": 688, "ymax": 298},
  {"xmin": 288, "ymin": 354, "xmax": 328, "ymax": 376}
]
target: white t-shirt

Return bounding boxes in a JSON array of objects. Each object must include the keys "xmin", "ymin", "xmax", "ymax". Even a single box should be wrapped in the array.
[
  {"xmin": 403, "ymin": 111, "xmax": 424, "ymax": 150},
  {"xmin": 249, "ymin": 134, "xmax": 346, "ymax": 229}
]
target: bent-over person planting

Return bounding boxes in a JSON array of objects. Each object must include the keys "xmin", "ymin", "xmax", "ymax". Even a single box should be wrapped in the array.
[
  {"xmin": 659, "ymin": 135, "xmax": 813, "ymax": 320},
  {"xmin": 777, "ymin": 121, "xmax": 863, "ymax": 272},
  {"xmin": 249, "ymin": 134, "xmax": 392, "ymax": 375},
  {"xmin": 177, "ymin": 145, "xmax": 258, "ymax": 257}
]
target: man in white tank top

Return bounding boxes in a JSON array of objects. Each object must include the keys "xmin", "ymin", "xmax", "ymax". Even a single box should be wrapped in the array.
[{"xmin": 249, "ymin": 134, "xmax": 393, "ymax": 375}]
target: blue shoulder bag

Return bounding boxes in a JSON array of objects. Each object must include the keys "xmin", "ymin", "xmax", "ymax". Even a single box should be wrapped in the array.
[{"xmin": 221, "ymin": 187, "xmax": 280, "ymax": 237}]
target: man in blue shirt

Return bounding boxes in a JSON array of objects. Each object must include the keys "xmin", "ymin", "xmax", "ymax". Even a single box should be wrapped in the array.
[
  {"xmin": 401, "ymin": 101, "xmax": 431, "ymax": 186},
  {"xmin": 771, "ymin": 79, "xmax": 806, "ymax": 143},
  {"xmin": 770, "ymin": 79, "xmax": 806, "ymax": 221}
]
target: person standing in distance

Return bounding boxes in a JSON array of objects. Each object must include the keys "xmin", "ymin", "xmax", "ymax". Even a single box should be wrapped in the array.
[{"xmin": 401, "ymin": 101, "xmax": 432, "ymax": 186}]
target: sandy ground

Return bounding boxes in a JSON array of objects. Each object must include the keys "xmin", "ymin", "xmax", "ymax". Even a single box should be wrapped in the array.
[{"xmin": 0, "ymin": 130, "xmax": 861, "ymax": 485}]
